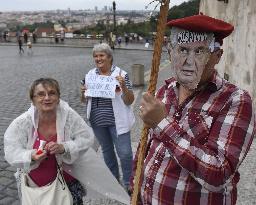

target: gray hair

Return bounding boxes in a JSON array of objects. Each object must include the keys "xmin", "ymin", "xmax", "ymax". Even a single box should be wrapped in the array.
[
  {"xmin": 169, "ymin": 27, "xmax": 215, "ymax": 50},
  {"xmin": 29, "ymin": 78, "xmax": 60, "ymax": 100},
  {"xmin": 92, "ymin": 43, "xmax": 113, "ymax": 62}
]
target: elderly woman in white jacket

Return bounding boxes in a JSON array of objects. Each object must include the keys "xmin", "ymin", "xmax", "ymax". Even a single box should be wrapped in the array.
[{"xmin": 4, "ymin": 78, "xmax": 130, "ymax": 205}]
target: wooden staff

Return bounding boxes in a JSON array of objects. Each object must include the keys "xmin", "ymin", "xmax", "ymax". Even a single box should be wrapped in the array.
[{"xmin": 131, "ymin": 0, "xmax": 170, "ymax": 204}]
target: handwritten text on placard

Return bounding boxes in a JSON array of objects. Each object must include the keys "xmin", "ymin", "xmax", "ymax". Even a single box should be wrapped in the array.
[{"xmin": 85, "ymin": 74, "xmax": 117, "ymax": 98}]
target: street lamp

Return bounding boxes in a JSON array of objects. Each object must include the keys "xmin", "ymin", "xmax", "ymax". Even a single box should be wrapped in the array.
[{"xmin": 113, "ymin": 1, "xmax": 116, "ymax": 33}]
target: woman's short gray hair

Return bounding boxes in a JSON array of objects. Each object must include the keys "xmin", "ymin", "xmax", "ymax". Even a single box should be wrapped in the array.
[{"xmin": 92, "ymin": 43, "xmax": 113, "ymax": 61}]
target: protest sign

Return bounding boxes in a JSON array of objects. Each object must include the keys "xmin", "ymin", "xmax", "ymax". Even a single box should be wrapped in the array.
[{"xmin": 85, "ymin": 74, "xmax": 117, "ymax": 98}]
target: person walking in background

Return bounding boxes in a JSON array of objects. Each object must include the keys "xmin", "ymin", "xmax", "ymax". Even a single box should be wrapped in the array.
[
  {"xmin": 117, "ymin": 36, "xmax": 122, "ymax": 47},
  {"xmin": 3, "ymin": 31, "xmax": 7, "ymax": 42},
  {"xmin": 32, "ymin": 32, "xmax": 37, "ymax": 43},
  {"xmin": 80, "ymin": 43, "xmax": 135, "ymax": 193},
  {"xmin": 27, "ymin": 41, "xmax": 33, "ymax": 56},
  {"xmin": 125, "ymin": 34, "xmax": 129, "ymax": 46},
  {"xmin": 131, "ymin": 14, "xmax": 255, "ymax": 204},
  {"xmin": 24, "ymin": 32, "xmax": 28, "ymax": 44},
  {"xmin": 60, "ymin": 30, "xmax": 65, "ymax": 43},
  {"xmin": 18, "ymin": 36, "xmax": 24, "ymax": 54}
]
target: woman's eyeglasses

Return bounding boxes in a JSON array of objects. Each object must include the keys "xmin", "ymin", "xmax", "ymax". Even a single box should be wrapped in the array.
[{"xmin": 33, "ymin": 91, "xmax": 58, "ymax": 99}]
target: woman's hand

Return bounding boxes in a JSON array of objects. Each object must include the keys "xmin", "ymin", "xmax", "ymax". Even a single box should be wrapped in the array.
[
  {"xmin": 116, "ymin": 73, "xmax": 135, "ymax": 105},
  {"xmin": 31, "ymin": 151, "xmax": 47, "ymax": 162},
  {"xmin": 116, "ymin": 75, "xmax": 126, "ymax": 90},
  {"xmin": 45, "ymin": 142, "xmax": 65, "ymax": 155},
  {"xmin": 80, "ymin": 85, "xmax": 87, "ymax": 103}
]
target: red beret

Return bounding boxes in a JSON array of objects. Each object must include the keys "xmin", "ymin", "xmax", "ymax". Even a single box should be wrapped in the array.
[{"xmin": 167, "ymin": 14, "xmax": 234, "ymax": 45}]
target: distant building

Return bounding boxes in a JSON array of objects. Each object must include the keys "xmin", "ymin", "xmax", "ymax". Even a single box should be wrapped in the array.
[
  {"xmin": 0, "ymin": 22, "xmax": 7, "ymax": 30},
  {"xmin": 95, "ymin": 6, "xmax": 98, "ymax": 12},
  {"xmin": 68, "ymin": 8, "xmax": 71, "ymax": 16},
  {"xmin": 54, "ymin": 24, "xmax": 63, "ymax": 32},
  {"xmin": 34, "ymin": 27, "xmax": 55, "ymax": 37},
  {"xmin": 117, "ymin": 18, "xmax": 128, "ymax": 25}
]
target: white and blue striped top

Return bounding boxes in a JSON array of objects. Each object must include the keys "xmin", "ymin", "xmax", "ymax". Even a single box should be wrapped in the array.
[{"xmin": 89, "ymin": 66, "xmax": 132, "ymax": 127}]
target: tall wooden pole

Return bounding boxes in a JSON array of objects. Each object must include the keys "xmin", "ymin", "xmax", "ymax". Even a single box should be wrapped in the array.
[{"xmin": 131, "ymin": 0, "xmax": 170, "ymax": 204}]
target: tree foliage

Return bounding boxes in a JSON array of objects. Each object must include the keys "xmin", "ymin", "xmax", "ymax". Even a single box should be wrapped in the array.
[
  {"xmin": 114, "ymin": 0, "xmax": 200, "ymax": 37},
  {"xmin": 17, "ymin": 21, "xmax": 54, "ymax": 32},
  {"xmin": 167, "ymin": 0, "xmax": 200, "ymax": 20}
]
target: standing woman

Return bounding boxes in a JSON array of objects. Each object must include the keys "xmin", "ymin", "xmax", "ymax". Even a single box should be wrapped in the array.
[
  {"xmin": 81, "ymin": 43, "xmax": 135, "ymax": 191},
  {"xmin": 4, "ymin": 78, "xmax": 91, "ymax": 205}
]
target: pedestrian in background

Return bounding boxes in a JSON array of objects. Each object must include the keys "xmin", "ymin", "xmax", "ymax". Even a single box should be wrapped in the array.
[
  {"xmin": 3, "ymin": 31, "xmax": 7, "ymax": 42},
  {"xmin": 27, "ymin": 41, "xmax": 33, "ymax": 56},
  {"xmin": 24, "ymin": 32, "xmax": 28, "ymax": 44},
  {"xmin": 32, "ymin": 32, "xmax": 37, "ymax": 43},
  {"xmin": 80, "ymin": 43, "xmax": 135, "ymax": 193},
  {"xmin": 117, "ymin": 36, "xmax": 122, "ymax": 47},
  {"xmin": 18, "ymin": 36, "xmax": 24, "ymax": 54},
  {"xmin": 131, "ymin": 14, "xmax": 255, "ymax": 204}
]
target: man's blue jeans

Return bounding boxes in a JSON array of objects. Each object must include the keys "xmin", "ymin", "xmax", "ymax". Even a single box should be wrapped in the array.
[{"xmin": 91, "ymin": 125, "xmax": 133, "ymax": 187}]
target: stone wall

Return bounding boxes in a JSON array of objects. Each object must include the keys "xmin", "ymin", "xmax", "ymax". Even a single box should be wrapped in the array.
[{"xmin": 200, "ymin": 0, "xmax": 256, "ymax": 105}]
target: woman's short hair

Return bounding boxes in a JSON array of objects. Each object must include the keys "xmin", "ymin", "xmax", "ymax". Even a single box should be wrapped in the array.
[
  {"xmin": 92, "ymin": 43, "xmax": 113, "ymax": 62},
  {"xmin": 29, "ymin": 78, "xmax": 60, "ymax": 100}
]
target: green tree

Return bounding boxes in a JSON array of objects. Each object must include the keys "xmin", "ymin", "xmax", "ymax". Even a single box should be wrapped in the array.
[{"xmin": 167, "ymin": 0, "xmax": 200, "ymax": 20}]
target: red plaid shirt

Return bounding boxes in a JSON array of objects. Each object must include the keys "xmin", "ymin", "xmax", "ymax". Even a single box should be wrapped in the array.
[{"xmin": 131, "ymin": 70, "xmax": 255, "ymax": 205}]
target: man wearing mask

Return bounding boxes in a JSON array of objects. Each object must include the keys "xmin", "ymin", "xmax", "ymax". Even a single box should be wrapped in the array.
[{"xmin": 131, "ymin": 14, "xmax": 255, "ymax": 205}]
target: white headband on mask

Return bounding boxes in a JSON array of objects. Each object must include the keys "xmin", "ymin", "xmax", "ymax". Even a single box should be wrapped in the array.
[
  {"xmin": 177, "ymin": 30, "xmax": 208, "ymax": 44},
  {"xmin": 170, "ymin": 27, "xmax": 219, "ymax": 52}
]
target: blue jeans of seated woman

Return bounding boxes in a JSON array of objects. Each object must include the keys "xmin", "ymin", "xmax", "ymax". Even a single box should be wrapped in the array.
[{"xmin": 91, "ymin": 125, "xmax": 133, "ymax": 187}]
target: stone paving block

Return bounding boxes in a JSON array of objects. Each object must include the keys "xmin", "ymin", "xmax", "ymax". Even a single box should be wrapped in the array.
[
  {"xmin": 11, "ymin": 200, "xmax": 20, "ymax": 205},
  {"xmin": 0, "ymin": 184, "xmax": 5, "ymax": 191},
  {"xmin": 8, "ymin": 182, "xmax": 18, "ymax": 190},
  {"xmin": 0, "ymin": 197, "xmax": 15, "ymax": 204},
  {"xmin": 4, "ymin": 188, "xmax": 18, "ymax": 198},
  {"xmin": 0, "ymin": 155, "xmax": 6, "ymax": 162},
  {"xmin": 5, "ymin": 166, "xmax": 16, "ymax": 172},
  {"xmin": 0, "ymin": 162, "xmax": 9, "ymax": 169},
  {"xmin": 0, "ymin": 170, "xmax": 14, "ymax": 178},
  {"xmin": 0, "ymin": 176, "xmax": 14, "ymax": 187}
]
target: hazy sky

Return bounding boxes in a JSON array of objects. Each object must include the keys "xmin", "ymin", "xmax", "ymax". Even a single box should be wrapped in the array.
[{"xmin": 1, "ymin": 0, "xmax": 189, "ymax": 11}]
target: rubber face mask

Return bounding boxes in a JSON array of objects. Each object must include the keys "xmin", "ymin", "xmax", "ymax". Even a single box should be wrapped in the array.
[{"xmin": 170, "ymin": 41, "xmax": 211, "ymax": 90}]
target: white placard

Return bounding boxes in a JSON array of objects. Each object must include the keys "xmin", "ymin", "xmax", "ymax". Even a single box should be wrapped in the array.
[{"xmin": 85, "ymin": 74, "xmax": 117, "ymax": 98}]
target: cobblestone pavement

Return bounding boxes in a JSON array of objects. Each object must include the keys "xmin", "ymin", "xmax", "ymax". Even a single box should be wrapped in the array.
[{"xmin": 0, "ymin": 45, "xmax": 255, "ymax": 205}]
